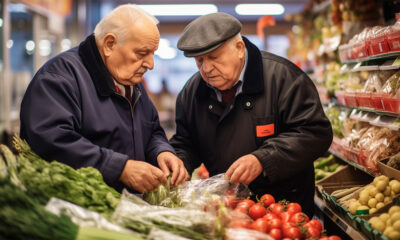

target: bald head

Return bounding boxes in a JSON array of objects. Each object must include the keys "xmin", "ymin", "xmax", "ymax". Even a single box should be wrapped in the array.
[{"xmin": 94, "ymin": 4, "xmax": 159, "ymax": 45}]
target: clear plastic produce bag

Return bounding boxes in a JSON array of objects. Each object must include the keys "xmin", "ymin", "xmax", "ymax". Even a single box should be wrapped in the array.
[
  {"xmin": 45, "ymin": 197, "xmax": 136, "ymax": 235},
  {"xmin": 224, "ymin": 228, "xmax": 274, "ymax": 240}
]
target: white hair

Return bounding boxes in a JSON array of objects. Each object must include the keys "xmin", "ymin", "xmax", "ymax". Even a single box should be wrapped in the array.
[{"xmin": 94, "ymin": 4, "xmax": 159, "ymax": 45}]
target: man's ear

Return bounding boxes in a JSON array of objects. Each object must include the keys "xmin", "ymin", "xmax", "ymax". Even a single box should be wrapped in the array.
[
  {"xmin": 236, "ymin": 40, "xmax": 245, "ymax": 59},
  {"xmin": 102, "ymin": 33, "xmax": 118, "ymax": 57}
]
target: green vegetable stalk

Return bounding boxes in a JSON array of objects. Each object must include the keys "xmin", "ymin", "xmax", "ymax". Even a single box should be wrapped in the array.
[
  {"xmin": 11, "ymin": 136, "xmax": 121, "ymax": 216},
  {"xmin": 143, "ymin": 177, "xmax": 183, "ymax": 208}
]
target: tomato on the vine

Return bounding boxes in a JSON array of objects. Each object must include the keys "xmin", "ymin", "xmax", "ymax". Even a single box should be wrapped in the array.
[
  {"xmin": 233, "ymin": 206, "xmax": 249, "ymax": 215},
  {"xmin": 249, "ymin": 203, "xmax": 267, "ymax": 220},
  {"xmin": 290, "ymin": 212, "xmax": 310, "ymax": 225},
  {"xmin": 268, "ymin": 218, "xmax": 283, "ymax": 229},
  {"xmin": 328, "ymin": 236, "xmax": 342, "ymax": 240},
  {"xmin": 223, "ymin": 195, "xmax": 238, "ymax": 209},
  {"xmin": 263, "ymin": 212, "xmax": 279, "ymax": 221},
  {"xmin": 279, "ymin": 211, "xmax": 292, "ymax": 223},
  {"xmin": 236, "ymin": 199, "xmax": 255, "ymax": 209},
  {"xmin": 286, "ymin": 202, "xmax": 302, "ymax": 215},
  {"xmin": 307, "ymin": 219, "xmax": 323, "ymax": 232},
  {"xmin": 228, "ymin": 219, "xmax": 252, "ymax": 229},
  {"xmin": 260, "ymin": 194, "xmax": 275, "ymax": 207},
  {"xmin": 282, "ymin": 226, "xmax": 301, "ymax": 239},
  {"xmin": 268, "ymin": 228, "xmax": 282, "ymax": 240},
  {"xmin": 303, "ymin": 223, "xmax": 321, "ymax": 238},
  {"xmin": 269, "ymin": 203, "xmax": 284, "ymax": 215},
  {"xmin": 250, "ymin": 218, "xmax": 269, "ymax": 233}
]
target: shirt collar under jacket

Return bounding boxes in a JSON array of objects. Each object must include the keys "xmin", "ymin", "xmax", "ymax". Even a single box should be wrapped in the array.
[
  {"xmin": 207, "ymin": 48, "xmax": 248, "ymax": 102},
  {"xmin": 114, "ymin": 80, "xmax": 132, "ymax": 99}
]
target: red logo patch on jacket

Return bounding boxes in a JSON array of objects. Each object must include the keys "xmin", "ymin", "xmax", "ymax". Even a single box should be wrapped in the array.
[{"xmin": 256, "ymin": 124, "xmax": 274, "ymax": 137}]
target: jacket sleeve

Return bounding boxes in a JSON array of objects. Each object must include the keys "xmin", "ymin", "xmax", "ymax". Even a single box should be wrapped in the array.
[
  {"xmin": 251, "ymin": 73, "xmax": 333, "ymax": 184},
  {"xmin": 169, "ymin": 92, "xmax": 201, "ymax": 174},
  {"xmin": 20, "ymin": 71, "xmax": 127, "ymax": 189},
  {"xmin": 144, "ymin": 96, "xmax": 177, "ymax": 165}
]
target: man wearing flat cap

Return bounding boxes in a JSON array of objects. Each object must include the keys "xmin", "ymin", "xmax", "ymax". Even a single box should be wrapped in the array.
[{"xmin": 170, "ymin": 12, "xmax": 333, "ymax": 217}]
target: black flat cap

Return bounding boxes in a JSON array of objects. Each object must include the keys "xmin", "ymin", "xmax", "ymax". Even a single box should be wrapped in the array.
[{"xmin": 177, "ymin": 12, "xmax": 242, "ymax": 57}]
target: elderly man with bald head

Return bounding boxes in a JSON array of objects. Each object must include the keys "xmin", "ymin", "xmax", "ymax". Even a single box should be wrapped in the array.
[{"xmin": 20, "ymin": 4, "xmax": 189, "ymax": 193}]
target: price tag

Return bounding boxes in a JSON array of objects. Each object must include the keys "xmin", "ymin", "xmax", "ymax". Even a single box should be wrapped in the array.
[{"xmin": 392, "ymin": 56, "xmax": 400, "ymax": 66}]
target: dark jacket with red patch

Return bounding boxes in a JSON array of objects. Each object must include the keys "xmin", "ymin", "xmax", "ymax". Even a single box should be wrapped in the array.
[{"xmin": 170, "ymin": 37, "xmax": 333, "ymax": 216}]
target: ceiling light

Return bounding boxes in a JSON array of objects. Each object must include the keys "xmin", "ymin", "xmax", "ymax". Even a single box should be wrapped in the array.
[
  {"xmin": 137, "ymin": 4, "xmax": 218, "ymax": 16},
  {"xmin": 235, "ymin": 4, "xmax": 285, "ymax": 16}
]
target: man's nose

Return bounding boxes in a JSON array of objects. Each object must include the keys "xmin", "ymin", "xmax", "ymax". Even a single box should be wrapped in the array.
[{"xmin": 143, "ymin": 54, "xmax": 154, "ymax": 70}]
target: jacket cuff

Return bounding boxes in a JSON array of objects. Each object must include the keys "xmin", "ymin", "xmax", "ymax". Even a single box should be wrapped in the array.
[
  {"xmin": 149, "ymin": 143, "xmax": 176, "ymax": 166},
  {"xmin": 251, "ymin": 149, "xmax": 278, "ymax": 183},
  {"xmin": 100, "ymin": 151, "xmax": 128, "ymax": 188}
]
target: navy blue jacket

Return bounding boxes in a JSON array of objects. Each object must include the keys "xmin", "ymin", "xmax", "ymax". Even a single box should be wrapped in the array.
[{"xmin": 20, "ymin": 34, "xmax": 175, "ymax": 192}]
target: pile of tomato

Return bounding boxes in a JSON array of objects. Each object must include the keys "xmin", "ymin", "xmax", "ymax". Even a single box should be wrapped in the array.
[{"xmin": 223, "ymin": 193, "xmax": 342, "ymax": 240}]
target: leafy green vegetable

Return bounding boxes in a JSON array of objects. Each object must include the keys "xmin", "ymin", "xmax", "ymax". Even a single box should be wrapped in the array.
[
  {"xmin": 0, "ymin": 178, "xmax": 79, "ymax": 240},
  {"xmin": 12, "ymin": 136, "xmax": 121, "ymax": 216},
  {"xmin": 143, "ymin": 177, "xmax": 183, "ymax": 208}
]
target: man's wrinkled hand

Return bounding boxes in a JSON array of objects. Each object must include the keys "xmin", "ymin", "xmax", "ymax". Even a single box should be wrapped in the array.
[
  {"xmin": 157, "ymin": 152, "xmax": 190, "ymax": 186},
  {"xmin": 225, "ymin": 154, "xmax": 263, "ymax": 185},
  {"xmin": 119, "ymin": 160, "xmax": 167, "ymax": 193}
]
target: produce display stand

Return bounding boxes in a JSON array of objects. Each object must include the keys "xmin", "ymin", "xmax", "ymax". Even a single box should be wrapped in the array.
[{"xmin": 314, "ymin": 195, "xmax": 369, "ymax": 240}]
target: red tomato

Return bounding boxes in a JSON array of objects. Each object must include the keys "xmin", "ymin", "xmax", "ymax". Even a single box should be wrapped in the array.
[
  {"xmin": 307, "ymin": 219, "xmax": 323, "ymax": 232},
  {"xmin": 237, "ymin": 199, "xmax": 255, "ymax": 209},
  {"xmin": 279, "ymin": 211, "xmax": 292, "ymax": 223},
  {"xmin": 249, "ymin": 203, "xmax": 267, "ymax": 220},
  {"xmin": 328, "ymin": 236, "xmax": 342, "ymax": 240},
  {"xmin": 289, "ymin": 212, "xmax": 309, "ymax": 225},
  {"xmin": 223, "ymin": 196, "xmax": 238, "ymax": 209},
  {"xmin": 268, "ymin": 218, "xmax": 282, "ymax": 229},
  {"xmin": 268, "ymin": 228, "xmax": 282, "ymax": 240},
  {"xmin": 318, "ymin": 237, "xmax": 329, "ymax": 240},
  {"xmin": 263, "ymin": 212, "xmax": 279, "ymax": 221},
  {"xmin": 260, "ymin": 194, "xmax": 275, "ymax": 207},
  {"xmin": 233, "ymin": 206, "xmax": 249, "ymax": 215},
  {"xmin": 269, "ymin": 203, "xmax": 284, "ymax": 215},
  {"xmin": 304, "ymin": 224, "xmax": 321, "ymax": 238},
  {"xmin": 286, "ymin": 202, "xmax": 302, "ymax": 215},
  {"xmin": 282, "ymin": 226, "xmax": 301, "ymax": 239},
  {"xmin": 281, "ymin": 221, "xmax": 295, "ymax": 232},
  {"xmin": 224, "ymin": 188, "xmax": 235, "ymax": 196},
  {"xmin": 250, "ymin": 218, "xmax": 269, "ymax": 233},
  {"xmin": 229, "ymin": 219, "xmax": 252, "ymax": 229}
]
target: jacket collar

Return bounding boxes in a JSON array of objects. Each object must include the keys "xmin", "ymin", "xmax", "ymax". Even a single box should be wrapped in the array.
[
  {"xmin": 197, "ymin": 36, "xmax": 264, "ymax": 99},
  {"xmin": 78, "ymin": 34, "xmax": 115, "ymax": 97}
]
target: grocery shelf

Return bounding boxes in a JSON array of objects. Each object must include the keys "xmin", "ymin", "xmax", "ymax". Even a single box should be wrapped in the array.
[
  {"xmin": 314, "ymin": 195, "xmax": 369, "ymax": 240},
  {"xmin": 341, "ymin": 51, "xmax": 400, "ymax": 64},
  {"xmin": 337, "ymin": 104, "xmax": 400, "ymax": 118},
  {"xmin": 328, "ymin": 149, "xmax": 378, "ymax": 177}
]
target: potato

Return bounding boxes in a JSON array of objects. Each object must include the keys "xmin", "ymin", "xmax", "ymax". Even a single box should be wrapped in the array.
[
  {"xmin": 387, "ymin": 230, "xmax": 400, "ymax": 240},
  {"xmin": 384, "ymin": 186, "xmax": 392, "ymax": 196},
  {"xmin": 359, "ymin": 190, "xmax": 370, "ymax": 205},
  {"xmin": 369, "ymin": 186, "xmax": 378, "ymax": 197},
  {"xmin": 370, "ymin": 208, "xmax": 377, "ymax": 214},
  {"xmin": 384, "ymin": 196, "xmax": 392, "ymax": 205},
  {"xmin": 384, "ymin": 226, "xmax": 395, "ymax": 236},
  {"xmin": 390, "ymin": 206, "xmax": 400, "ymax": 215},
  {"xmin": 380, "ymin": 213, "xmax": 390, "ymax": 222},
  {"xmin": 391, "ymin": 212, "xmax": 400, "ymax": 223},
  {"xmin": 391, "ymin": 180, "xmax": 400, "ymax": 194},
  {"xmin": 370, "ymin": 218, "xmax": 386, "ymax": 232},
  {"xmin": 393, "ymin": 220, "xmax": 400, "ymax": 231},
  {"xmin": 376, "ymin": 181, "xmax": 388, "ymax": 192},
  {"xmin": 377, "ymin": 202, "xmax": 385, "ymax": 209},
  {"xmin": 376, "ymin": 193, "xmax": 385, "ymax": 202},
  {"xmin": 368, "ymin": 198, "xmax": 378, "ymax": 208},
  {"xmin": 349, "ymin": 201, "xmax": 360, "ymax": 215}
]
